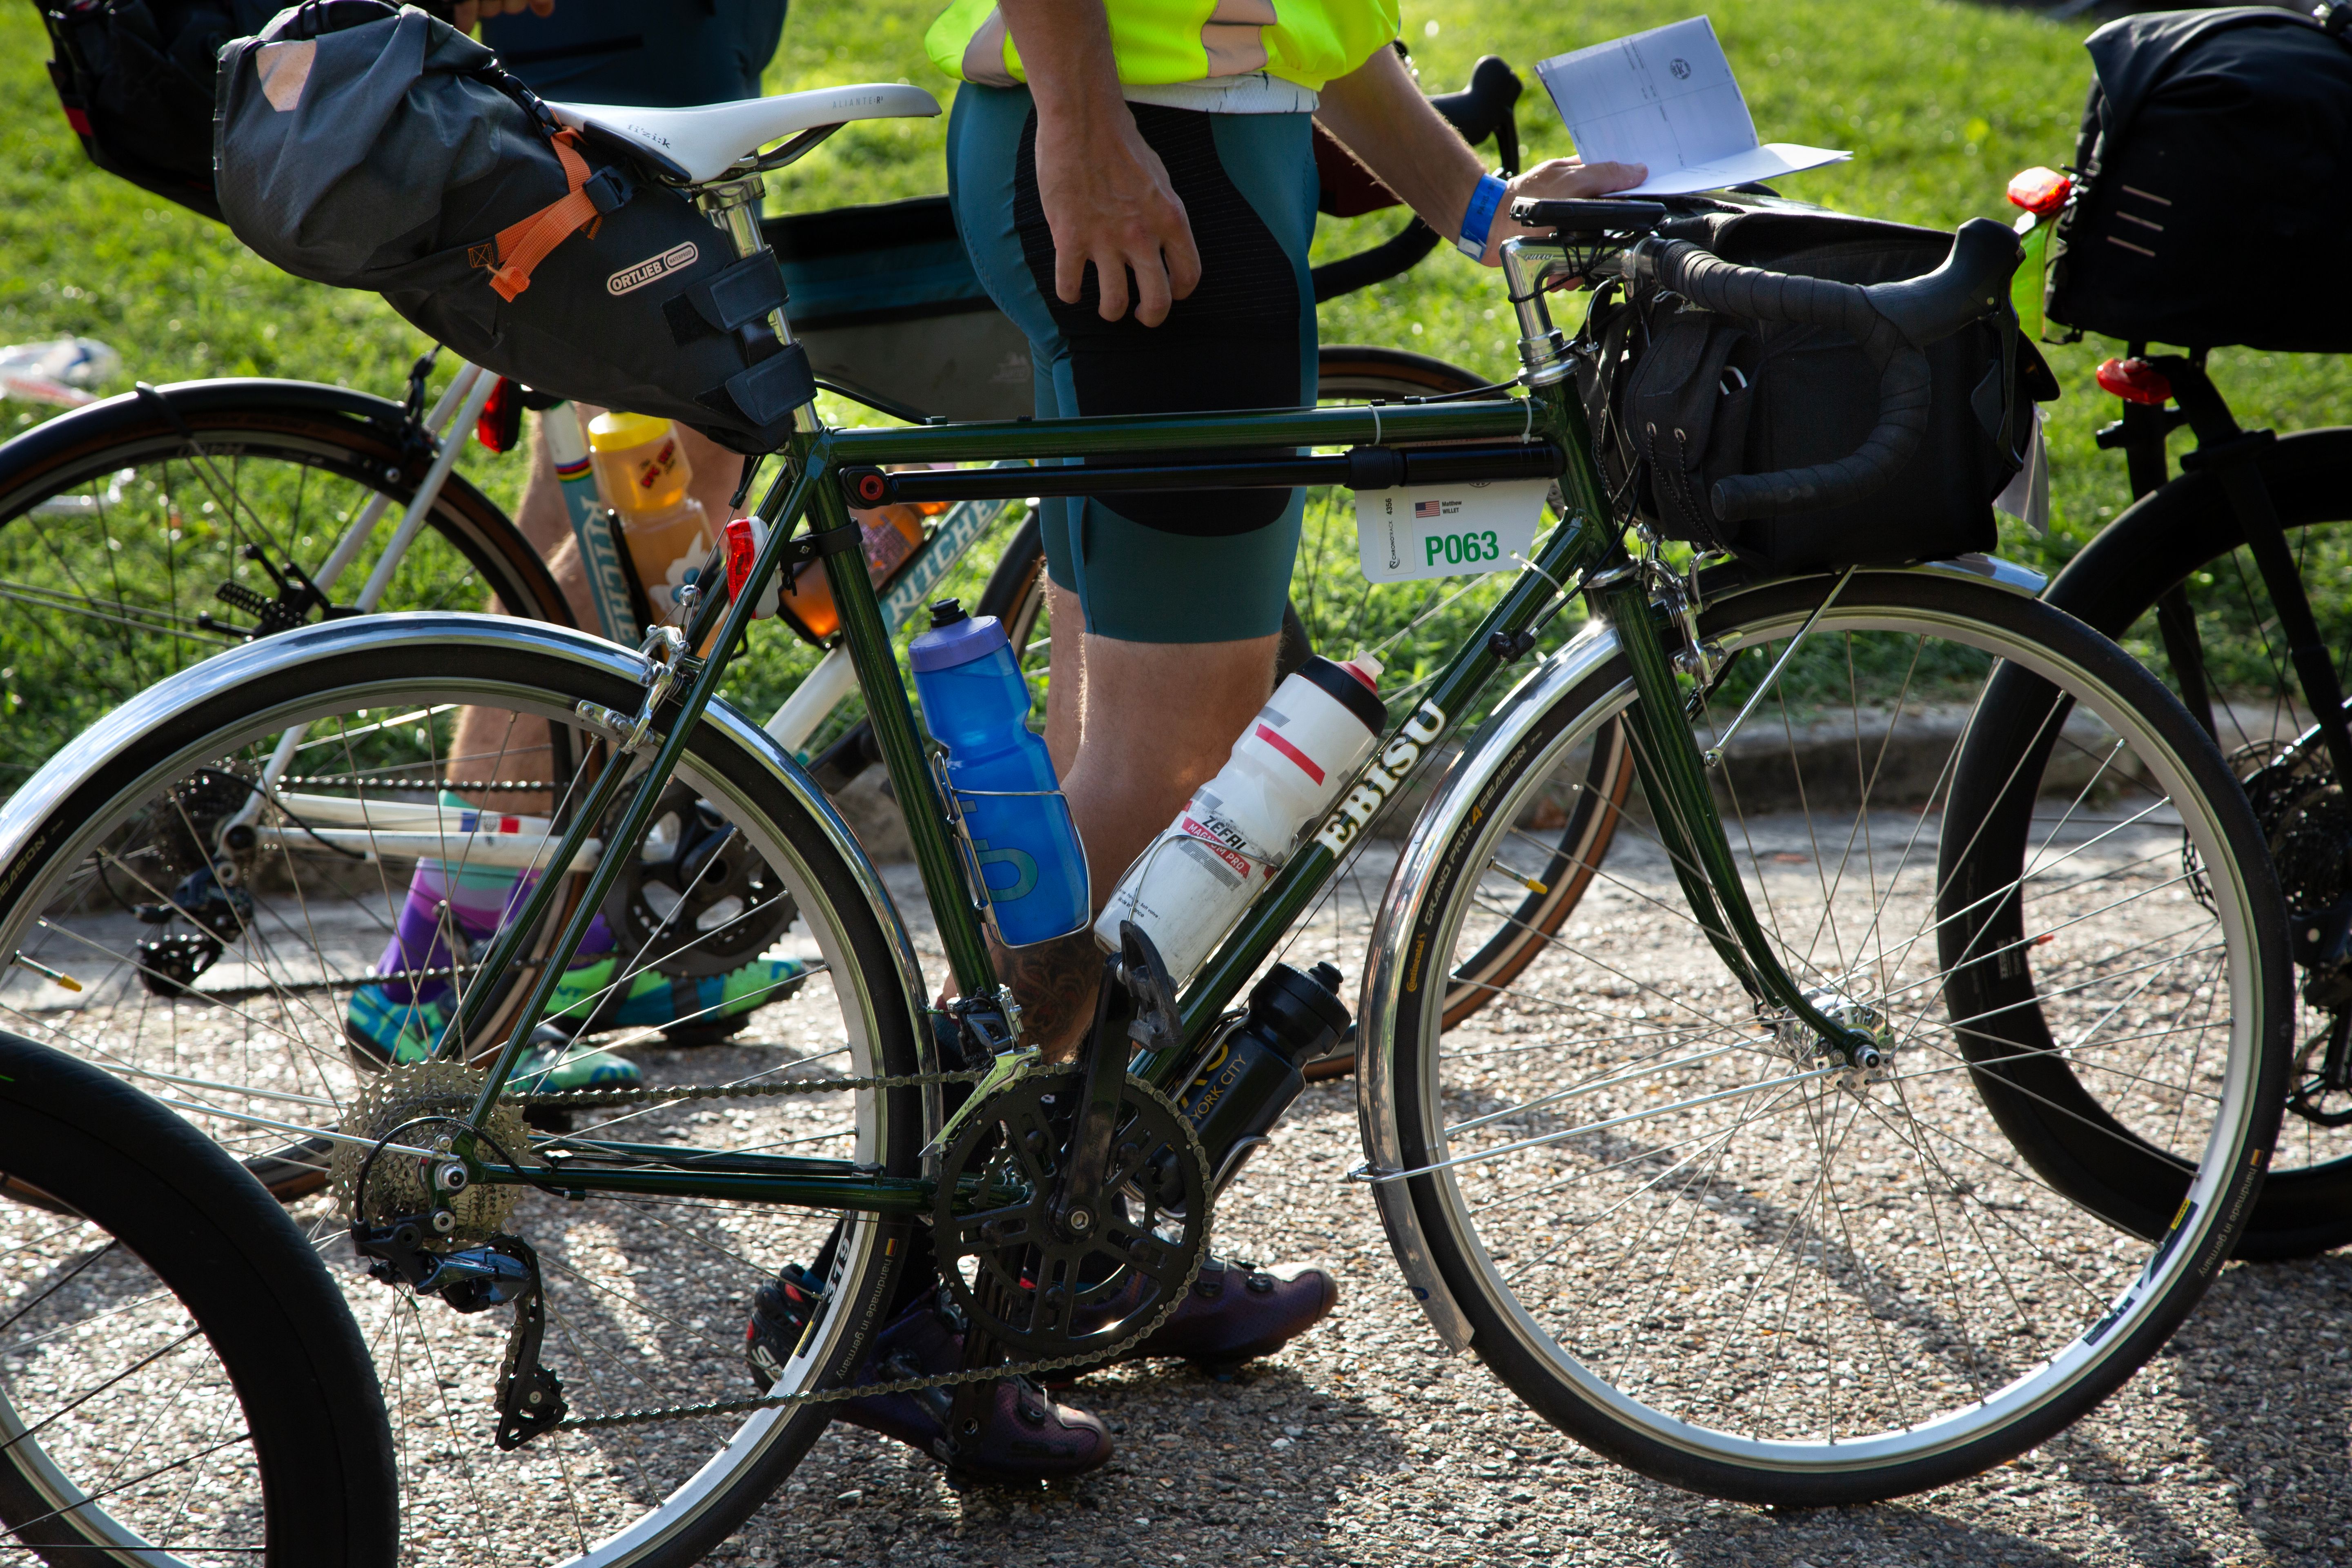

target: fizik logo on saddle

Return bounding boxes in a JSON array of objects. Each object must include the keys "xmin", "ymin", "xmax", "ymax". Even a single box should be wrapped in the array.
[{"xmin": 609, "ymin": 243, "xmax": 699, "ymax": 296}]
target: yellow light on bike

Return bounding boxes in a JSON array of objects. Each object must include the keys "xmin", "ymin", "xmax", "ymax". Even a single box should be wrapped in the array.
[{"xmin": 2006, "ymin": 166, "xmax": 2072, "ymax": 216}]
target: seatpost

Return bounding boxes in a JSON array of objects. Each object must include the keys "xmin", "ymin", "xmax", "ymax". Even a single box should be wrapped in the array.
[{"xmin": 696, "ymin": 175, "xmax": 794, "ymax": 348}]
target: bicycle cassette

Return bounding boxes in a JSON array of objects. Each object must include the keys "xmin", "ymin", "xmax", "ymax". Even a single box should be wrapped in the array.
[
  {"xmin": 600, "ymin": 782, "xmax": 797, "ymax": 979},
  {"xmin": 932, "ymin": 1068, "xmax": 1209, "ymax": 1360},
  {"xmin": 330, "ymin": 1060, "xmax": 539, "ymax": 1245}
]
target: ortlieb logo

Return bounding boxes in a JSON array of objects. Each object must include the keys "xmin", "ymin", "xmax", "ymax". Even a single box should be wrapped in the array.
[{"xmin": 609, "ymin": 243, "xmax": 697, "ymax": 296}]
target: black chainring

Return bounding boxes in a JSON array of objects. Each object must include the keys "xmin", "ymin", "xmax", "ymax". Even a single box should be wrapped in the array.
[
  {"xmin": 933, "ymin": 1068, "xmax": 1208, "ymax": 1360},
  {"xmin": 599, "ymin": 782, "xmax": 797, "ymax": 978}
]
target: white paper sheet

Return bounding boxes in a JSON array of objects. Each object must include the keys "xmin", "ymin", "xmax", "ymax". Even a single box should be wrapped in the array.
[{"xmin": 1535, "ymin": 17, "xmax": 1849, "ymax": 197}]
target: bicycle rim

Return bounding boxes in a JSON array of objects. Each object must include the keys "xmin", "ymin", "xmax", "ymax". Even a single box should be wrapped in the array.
[
  {"xmin": 0, "ymin": 619, "xmax": 923, "ymax": 1567},
  {"xmin": 2038, "ymin": 426, "xmax": 2352, "ymax": 1254},
  {"xmin": 0, "ymin": 384, "xmax": 566, "ymax": 796},
  {"xmin": 1382, "ymin": 572, "xmax": 2283, "ymax": 1501}
]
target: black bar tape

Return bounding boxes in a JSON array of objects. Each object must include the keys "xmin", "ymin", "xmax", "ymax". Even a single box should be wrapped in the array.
[{"xmin": 1641, "ymin": 238, "xmax": 1926, "ymax": 526}]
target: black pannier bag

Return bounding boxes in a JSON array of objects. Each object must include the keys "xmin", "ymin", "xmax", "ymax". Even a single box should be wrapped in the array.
[
  {"xmin": 2047, "ymin": 7, "xmax": 2352, "ymax": 353},
  {"xmin": 215, "ymin": 2, "xmax": 813, "ymax": 450},
  {"xmin": 1577, "ymin": 205, "xmax": 2048, "ymax": 573},
  {"xmin": 37, "ymin": 0, "xmax": 285, "ymax": 220}
]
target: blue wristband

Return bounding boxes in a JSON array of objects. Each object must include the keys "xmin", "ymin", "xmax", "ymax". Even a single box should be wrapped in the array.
[{"xmin": 1456, "ymin": 173, "xmax": 1508, "ymax": 260}]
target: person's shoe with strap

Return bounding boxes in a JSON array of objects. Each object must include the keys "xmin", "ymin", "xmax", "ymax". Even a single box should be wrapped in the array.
[
  {"xmin": 545, "ymin": 953, "xmax": 813, "ymax": 1046},
  {"xmin": 744, "ymin": 1278, "xmax": 1111, "ymax": 1484},
  {"xmin": 1059, "ymin": 1254, "xmax": 1339, "ymax": 1382}
]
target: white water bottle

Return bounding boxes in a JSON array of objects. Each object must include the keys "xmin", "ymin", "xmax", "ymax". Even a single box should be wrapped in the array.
[{"xmin": 1096, "ymin": 654, "xmax": 1387, "ymax": 982}]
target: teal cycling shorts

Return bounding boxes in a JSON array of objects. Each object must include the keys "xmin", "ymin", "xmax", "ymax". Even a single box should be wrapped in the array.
[{"xmin": 947, "ymin": 83, "xmax": 1320, "ymax": 645}]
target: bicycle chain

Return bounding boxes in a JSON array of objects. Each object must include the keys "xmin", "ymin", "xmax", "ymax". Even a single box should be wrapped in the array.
[{"xmin": 523, "ymin": 1070, "xmax": 1211, "ymax": 1432}]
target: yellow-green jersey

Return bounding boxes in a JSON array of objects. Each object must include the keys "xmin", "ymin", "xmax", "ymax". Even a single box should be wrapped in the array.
[{"xmin": 926, "ymin": 0, "xmax": 1401, "ymax": 96}]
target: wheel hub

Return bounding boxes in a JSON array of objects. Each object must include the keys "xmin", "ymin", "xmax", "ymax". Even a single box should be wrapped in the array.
[{"xmin": 1775, "ymin": 987, "xmax": 1898, "ymax": 1091}]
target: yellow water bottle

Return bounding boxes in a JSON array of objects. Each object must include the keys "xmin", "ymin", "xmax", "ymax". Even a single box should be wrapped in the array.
[{"xmin": 586, "ymin": 411, "xmax": 712, "ymax": 620}]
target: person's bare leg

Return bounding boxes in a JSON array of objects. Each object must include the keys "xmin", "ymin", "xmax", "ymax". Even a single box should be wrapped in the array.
[
  {"xmin": 448, "ymin": 409, "xmax": 744, "ymax": 810},
  {"xmin": 1041, "ymin": 579, "xmax": 1085, "ymax": 778},
  {"xmin": 993, "ymin": 630, "xmax": 1276, "ymax": 1058}
]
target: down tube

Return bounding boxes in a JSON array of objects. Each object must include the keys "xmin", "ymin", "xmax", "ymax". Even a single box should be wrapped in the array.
[{"xmin": 1143, "ymin": 507, "xmax": 1612, "ymax": 1084}]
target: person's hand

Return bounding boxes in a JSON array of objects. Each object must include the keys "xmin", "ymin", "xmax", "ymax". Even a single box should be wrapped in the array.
[
  {"xmin": 1481, "ymin": 156, "xmax": 1649, "ymax": 264},
  {"xmin": 1031, "ymin": 103, "xmax": 1203, "ymax": 327},
  {"xmin": 453, "ymin": 0, "xmax": 555, "ymax": 33}
]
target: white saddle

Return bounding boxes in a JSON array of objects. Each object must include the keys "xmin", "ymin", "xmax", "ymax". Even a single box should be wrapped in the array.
[{"xmin": 546, "ymin": 84, "xmax": 941, "ymax": 185}]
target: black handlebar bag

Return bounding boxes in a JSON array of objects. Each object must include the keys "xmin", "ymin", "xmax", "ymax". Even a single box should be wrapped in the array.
[
  {"xmin": 215, "ymin": 2, "xmax": 812, "ymax": 451},
  {"xmin": 2046, "ymin": 7, "xmax": 2352, "ymax": 352},
  {"xmin": 1577, "ymin": 205, "xmax": 2048, "ymax": 573}
]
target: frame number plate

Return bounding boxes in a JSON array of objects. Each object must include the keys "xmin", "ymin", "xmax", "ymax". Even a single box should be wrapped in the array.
[{"xmin": 1353, "ymin": 479, "xmax": 1549, "ymax": 584}]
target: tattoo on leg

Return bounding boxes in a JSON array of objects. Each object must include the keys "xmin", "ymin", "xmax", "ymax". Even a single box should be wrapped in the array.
[{"xmin": 991, "ymin": 928, "xmax": 1103, "ymax": 1063}]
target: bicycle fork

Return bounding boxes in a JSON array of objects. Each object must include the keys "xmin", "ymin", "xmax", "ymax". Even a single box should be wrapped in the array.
[{"xmin": 1586, "ymin": 566, "xmax": 1891, "ymax": 1071}]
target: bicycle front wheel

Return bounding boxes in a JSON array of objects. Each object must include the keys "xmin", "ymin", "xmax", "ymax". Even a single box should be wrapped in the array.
[
  {"xmin": 1366, "ymin": 568, "xmax": 2285, "ymax": 1503},
  {"xmin": 0, "ymin": 617, "xmax": 926, "ymax": 1568},
  {"xmin": 0, "ymin": 378, "xmax": 568, "ymax": 795}
]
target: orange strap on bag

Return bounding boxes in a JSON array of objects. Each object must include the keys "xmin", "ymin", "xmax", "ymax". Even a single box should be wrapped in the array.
[{"xmin": 479, "ymin": 130, "xmax": 602, "ymax": 302}]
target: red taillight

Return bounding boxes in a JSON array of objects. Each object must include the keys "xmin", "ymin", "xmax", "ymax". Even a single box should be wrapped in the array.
[
  {"xmin": 2006, "ymin": 166, "xmax": 2073, "ymax": 216},
  {"xmin": 474, "ymin": 377, "xmax": 523, "ymax": 453},
  {"xmin": 2096, "ymin": 357, "xmax": 2172, "ymax": 407}
]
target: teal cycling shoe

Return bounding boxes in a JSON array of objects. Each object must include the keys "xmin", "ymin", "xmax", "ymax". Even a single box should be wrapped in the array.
[
  {"xmin": 343, "ymin": 983, "xmax": 454, "ymax": 1066},
  {"xmin": 344, "ymin": 988, "xmax": 644, "ymax": 1090},
  {"xmin": 546, "ymin": 955, "xmax": 813, "ymax": 1045}
]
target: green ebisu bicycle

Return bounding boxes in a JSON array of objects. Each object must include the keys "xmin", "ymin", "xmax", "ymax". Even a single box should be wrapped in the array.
[{"xmin": 0, "ymin": 95, "xmax": 2292, "ymax": 1564}]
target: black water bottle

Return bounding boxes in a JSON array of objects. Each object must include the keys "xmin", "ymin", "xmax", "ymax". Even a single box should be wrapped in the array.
[{"xmin": 1177, "ymin": 961, "xmax": 1350, "ymax": 1191}]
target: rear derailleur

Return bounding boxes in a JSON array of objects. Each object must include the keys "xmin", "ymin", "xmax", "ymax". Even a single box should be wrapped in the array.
[{"xmin": 352, "ymin": 1216, "xmax": 568, "ymax": 1450}]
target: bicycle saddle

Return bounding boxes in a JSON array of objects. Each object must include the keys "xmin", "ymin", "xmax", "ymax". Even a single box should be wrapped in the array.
[{"xmin": 546, "ymin": 85, "xmax": 941, "ymax": 184}]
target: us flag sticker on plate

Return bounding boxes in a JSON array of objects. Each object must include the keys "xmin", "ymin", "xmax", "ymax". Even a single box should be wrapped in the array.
[{"xmin": 1355, "ymin": 478, "xmax": 1549, "ymax": 584}]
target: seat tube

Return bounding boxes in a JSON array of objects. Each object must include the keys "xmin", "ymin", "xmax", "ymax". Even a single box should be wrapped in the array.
[{"xmin": 805, "ymin": 472, "xmax": 1000, "ymax": 999}]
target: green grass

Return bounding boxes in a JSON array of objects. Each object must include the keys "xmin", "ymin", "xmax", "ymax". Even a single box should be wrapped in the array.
[{"xmin": 2, "ymin": 0, "xmax": 2347, "ymax": 735}]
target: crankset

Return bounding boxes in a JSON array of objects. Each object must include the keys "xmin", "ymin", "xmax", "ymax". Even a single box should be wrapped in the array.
[
  {"xmin": 599, "ymin": 780, "xmax": 797, "ymax": 979},
  {"xmin": 932, "ymin": 1065, "xmax": 1209, "ymax": 1361}
]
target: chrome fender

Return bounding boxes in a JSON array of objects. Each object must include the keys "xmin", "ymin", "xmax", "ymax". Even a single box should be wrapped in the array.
[
  {"xmin": 1353, "ymin": 612, "xmax": 1630, "ymax": 1354},
  {"xmin": 0, "ymin": 613, "xmax": 932, "ymax": 1074}
]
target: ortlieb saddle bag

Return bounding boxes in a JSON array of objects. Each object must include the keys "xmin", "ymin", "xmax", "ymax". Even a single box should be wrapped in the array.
[
  {"xmin": 2045, "ymin": 7, "xmax": 2352, "ymax": 353},
  {"xmin": 1577, "ymin": 204, "xmax": 2052, "ymax": 572},
  {"xmin": 215, "ymin": 1, "xmax": 812, "ymax": 450},
  {"xmin": 37, "ymin": 0, "xmax": 285, "ymax": 220}
]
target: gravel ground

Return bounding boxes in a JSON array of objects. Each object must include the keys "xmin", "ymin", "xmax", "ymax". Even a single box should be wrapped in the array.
[{"xmin": 681, "ymin": 857, "xmax": 2352, "ymax": 1568}]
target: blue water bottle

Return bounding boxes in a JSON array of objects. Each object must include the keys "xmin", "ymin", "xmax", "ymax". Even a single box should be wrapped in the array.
[{"xmin": 909, "ymin": 600, "xmax": 1089, "ymax": 947}]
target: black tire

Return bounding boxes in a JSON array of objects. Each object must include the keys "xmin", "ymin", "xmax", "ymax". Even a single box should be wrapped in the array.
[
  {"xmin": 1381, "ymin": 570, "xmax": 2286, "ymax": 1503},
  {"xmin": 0, "ymin": 619, "xmax": 922, "ymax": 1568},
  {"xmin": 0, "ymin": 1031, "xmax": 397, "ymax": 1567},
  {"xmin": 973, "ymin": 346, "xmax": 1633, "ymax": 1075},
  {"xmin": 2025, "ymin": 425, "xmax": 2352, "ymax": 1258},
  {"xmin": 0, "ymin": 378, "xmax": 570, "ymax": 795}
]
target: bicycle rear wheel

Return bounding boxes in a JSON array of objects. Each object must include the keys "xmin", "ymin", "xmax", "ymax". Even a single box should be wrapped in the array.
[
  {"xmin": 1365, "ymin": 568, "xmax": 2285, "ymax": 1502},
  {"xmin": 0, "ymin": 617, "xmax": 925, "ymax": 1568},
  {"xmin": 0, "ymin": 1031, "xmax": 395, "ymax": 1567},
  {"xmin": 0, "ymin": 378, "xmax": 567, "ymax": 795},
  {"xmin": 2024, "ymin": 426, "xmax": 2352, "ymax": 1256},
  {"xmin": 976, "ymin": 346, "xmax": 1633, "ymax": 1071}
]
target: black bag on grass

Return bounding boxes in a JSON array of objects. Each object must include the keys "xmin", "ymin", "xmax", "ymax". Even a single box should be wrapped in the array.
[
  {"xmin": 215, "ymin": 2, "xmax": 812, "ymax": 450},
  {"xmin": 2045, "ymin": 7, "xmax": 2352, "ymax": 353},
  {"xmin": 1577, "ymin": 204, "xmax": 2049, "ymax": 573},
  {"xmin": 36, "ymin": 0, "xmax": 285, "ymax": 220}
]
